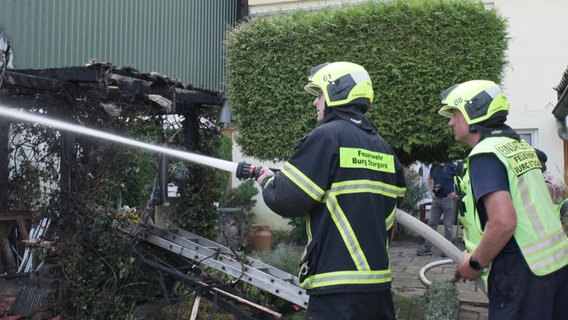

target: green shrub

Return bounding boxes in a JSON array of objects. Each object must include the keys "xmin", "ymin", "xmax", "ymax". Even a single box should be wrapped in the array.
[
  {"xmin": 227, "ymin": 0, "xmax": 508, "ymax": 165},
  {"xmin": 254, "ymin": 243, "xmax": 302, "ymax": 275},
  {"xmin": 424, "ymin": 280, "xmax": 458, "ymax": 320},
  {"xmin": 219, "ymin": 180, "xmax": 259, "ymax": 219},
  {"xmin": 244, "ymin": 244, "xmax": 303, "ymax": 314},
  {"xmin": 400, "ymin": 166, "xmax": 429, "ymax": 216},
  {"xmin": 287, "ymin": 217, "xmax": 308, "ymax": 245}
]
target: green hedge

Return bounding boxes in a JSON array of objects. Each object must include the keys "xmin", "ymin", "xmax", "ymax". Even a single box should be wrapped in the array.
[{"xmin": 226, "ymin": 0, "xmax": 508, "ymax": 164}]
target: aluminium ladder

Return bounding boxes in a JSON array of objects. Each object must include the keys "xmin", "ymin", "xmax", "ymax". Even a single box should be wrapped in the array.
[{"xmin": 141, "ymin": 224, "xmax": 309, "ymax": 309}]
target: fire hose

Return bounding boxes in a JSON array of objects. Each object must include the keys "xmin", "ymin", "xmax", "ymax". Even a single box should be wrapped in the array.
[
  {"xmin": 396, "ymin": 209, "xmax": 486, "ymax": 294},
  {"xmin": 0, "ymin": 105, "xmax": 486, "ymax": 294}
]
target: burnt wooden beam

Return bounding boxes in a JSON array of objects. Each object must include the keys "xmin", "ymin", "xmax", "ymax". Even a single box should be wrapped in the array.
[
  {"xmin": 7, "ymin": 67, "xmax": 99, "ymax": 83},
  {"xmin": 59, "ymin": 131, "xmax": 75, "ymax": 214},
  {"xmin": 176, "ymin": 91, "xmax": 224, "ymax": 107},
  {"xmin": 0, "ymin": 89, "xmax": 69, "ymax": 109},
  {"xmin": 0, "ymin": 117, "xmax": 8, "ymax": 213},
  {"xmin": 2, "ymin": 70, "xmax": 61, "ymax": 91},
  {"xmin": 105, "ymin": 81, "xmax": 171, "ymax": 96}
]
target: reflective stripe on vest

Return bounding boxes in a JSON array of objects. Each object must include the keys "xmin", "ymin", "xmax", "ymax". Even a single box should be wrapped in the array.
[
  {"xmin": 467, "ymin": 137, "xmax": 568, "ymax": 277},
  {"xmin": 456, "ymin": 172, "xmax": 484, "ymax": 253},
  {"xmin": 456, "ymin": 171, "xmax": 491, "ymax": 288}
]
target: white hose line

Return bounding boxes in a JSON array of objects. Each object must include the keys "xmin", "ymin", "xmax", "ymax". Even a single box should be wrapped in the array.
[
  {"xmin": 395, "ymin": 209, "xmax": 487, "ymax": 294},
  {"xmin": 419, "ymin": 258, "xmax": 454, "ymax": 287}
]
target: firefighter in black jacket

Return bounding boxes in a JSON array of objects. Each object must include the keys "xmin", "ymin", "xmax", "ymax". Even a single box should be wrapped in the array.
[{"xmin": 255, "ymin": 62, "xmax": 406, "ymax": 320}]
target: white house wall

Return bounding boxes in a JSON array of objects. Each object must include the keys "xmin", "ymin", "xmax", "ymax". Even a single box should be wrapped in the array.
[{"xmin": 495, "ymin": 0, "xmax": 567, "ymax": 183}]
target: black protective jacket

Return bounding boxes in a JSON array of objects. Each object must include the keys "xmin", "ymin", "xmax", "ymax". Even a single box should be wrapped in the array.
[{"xmin": 261, "ymin": 106, "xmax": 406, "ymax": 295}]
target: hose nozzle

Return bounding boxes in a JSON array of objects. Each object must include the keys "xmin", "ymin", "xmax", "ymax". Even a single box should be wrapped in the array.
[{"xmin": 236, "ymin": 161, "xmax": 263, "ymax": 179}]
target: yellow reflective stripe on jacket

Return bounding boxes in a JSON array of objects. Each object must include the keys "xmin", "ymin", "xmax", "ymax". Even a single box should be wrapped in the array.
[
  {"xmin": 385, "ymin": 207, "xmax": 396, "ymax": 231},
  {"xmin": 323, "ymin": 180, "xmax": 404, "ymax": 271},
  {"xmin": 281, "ymin": 162, "xmax": 325, "ymax": 201},
  {"xmin": 300, "ymin": 269, "xmax": 391, "ymax": 289},
  {"xmin": 302, "ymin": 215, "xmax": 313, "ymax": 260},
  {"xmin": 262, "ymin": 176, "xmax": 275, "ymax": 190},
  {"xmin": 328, "ymin": 180, "xmax": 403, "ymax": 232},
  {"xmin": 326, "ymin": 193, "xmax": 370, "ymax": 270},
  {"xmin": 329, "ymin": 179, "xmax": 406, "ymax": 198}
]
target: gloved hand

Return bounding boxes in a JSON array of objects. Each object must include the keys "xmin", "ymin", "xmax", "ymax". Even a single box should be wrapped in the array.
[{"xmin": 255, "ymin": 167, "xmax": 275, "ymax": 187}]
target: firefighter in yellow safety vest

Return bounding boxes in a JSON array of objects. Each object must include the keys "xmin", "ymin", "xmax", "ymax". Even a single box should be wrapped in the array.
[{"xmin": 439, "ymin": 80, "xmax": 568, "ymax": 320}]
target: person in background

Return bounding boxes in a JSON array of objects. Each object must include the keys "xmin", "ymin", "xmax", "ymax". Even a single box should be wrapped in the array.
[
  {"xmin": 534, "ymin": 148, "xmax": 556, "ymax": 202},
  {"xmin": 255, "ymin": 62, "xmax": 406, "ymax": 320},
  {"xmin": 439, "ymin": 79, "xmax": 568, "ymax": 320},
  {"xmin": 417, "ymin": 159, "xmax": 458, "ymax": 256}
]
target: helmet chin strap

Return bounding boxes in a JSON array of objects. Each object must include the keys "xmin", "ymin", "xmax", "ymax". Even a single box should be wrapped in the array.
[
  {"xmin": 470, "ymin": 121, "xmax": 520, "ymax": 140},
  {"xmin": 469, "ymin": 111, "xmax": 506, "ymax": 132}
]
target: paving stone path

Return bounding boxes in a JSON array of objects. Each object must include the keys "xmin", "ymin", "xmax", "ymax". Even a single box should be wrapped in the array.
[{"xmin": 390, "ymin": 238, "xmax": 488, "ymax": 320}]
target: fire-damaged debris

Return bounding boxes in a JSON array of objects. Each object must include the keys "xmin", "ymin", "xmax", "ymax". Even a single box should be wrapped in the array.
[
  {"xmin": 552, "ymin": 65, "xmax": 568, "ymax": 140},
  {"xmin": 0, "ymin": 61, "xmax": 304, "ymax": 318},
  {"xmin": 0, "ymin": 61, "xmax": 225, "ymax": 116},
  {"xmin": 8, "ymin": 263, "xmax": 61, "ymax": 317},
  {"xmin": 0, "ymin": 61, "xmax": 231, "ymax": 318},
  {"xmin": 0, "ymin": 44, "xmax": 11, "ymax": 89}
]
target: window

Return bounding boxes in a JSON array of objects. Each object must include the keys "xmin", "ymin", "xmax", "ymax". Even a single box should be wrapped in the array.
[{"xmin": 516, "ymin": 129, "xmax": 537, "ymax": 147}]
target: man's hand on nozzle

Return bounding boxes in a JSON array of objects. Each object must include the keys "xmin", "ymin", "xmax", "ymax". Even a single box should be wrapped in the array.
[
  {"xmin": 256, "ymin": 167, "xmax": 275, "ymax": 187},
  {"xmin": 455, "ymin": 251, "xmax": 482, "ymax": 282}
]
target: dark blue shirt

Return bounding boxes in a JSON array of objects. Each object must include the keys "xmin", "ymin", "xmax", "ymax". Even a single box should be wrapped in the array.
[
  {"xmin": 469, "ymin": 153, "xmax": 518, "ymax": 254},
  {"xmin": 429, "ymin": 162, "xmax": 457, "ymax": 196}
]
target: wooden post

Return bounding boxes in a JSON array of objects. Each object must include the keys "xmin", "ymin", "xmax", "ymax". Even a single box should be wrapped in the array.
[
  {"xmin": 190, "ymin": 293, "xmax": 201, "ymax": 320},
  {"xmin": 0, "ymin": 117, "xmax": 9, "ymax": 212}
]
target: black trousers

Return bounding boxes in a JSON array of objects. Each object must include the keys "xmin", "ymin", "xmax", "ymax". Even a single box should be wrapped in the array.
[
  {"xmin": 305, "ymin": 290, "xmax": 396, "ymax": 320},
  {"xmin": 488, "ymin": 252, "xmax": 568, "ymax": 320}
]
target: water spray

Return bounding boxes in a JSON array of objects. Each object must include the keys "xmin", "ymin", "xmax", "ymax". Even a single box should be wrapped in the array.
[{"xmin": 0, "ymin": 105, "xmax": 261, "ymax": 179}]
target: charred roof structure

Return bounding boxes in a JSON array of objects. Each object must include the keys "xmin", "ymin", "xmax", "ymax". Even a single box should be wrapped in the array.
[
  {"xmin": 0, "ymin": 61, "xmax": 224, "ymax": 114},
  {"xmin": 553, "ymin": 65, "xmax": 568, "ymax": 141}
]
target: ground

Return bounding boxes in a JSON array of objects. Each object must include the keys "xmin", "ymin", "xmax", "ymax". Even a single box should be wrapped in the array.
[{"xmin": 0, "ymin": 274, "xmax": 27, "ymax": 318}]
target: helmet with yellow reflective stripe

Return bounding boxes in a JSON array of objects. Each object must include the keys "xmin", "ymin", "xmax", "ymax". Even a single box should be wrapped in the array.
[
  {"xmin": 304, "ymin": 62, "xmax": 374, "ymax": 107},
  {"xmin": 438, "ymin": 80, "xmax": 509, "ymax": 125}
]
